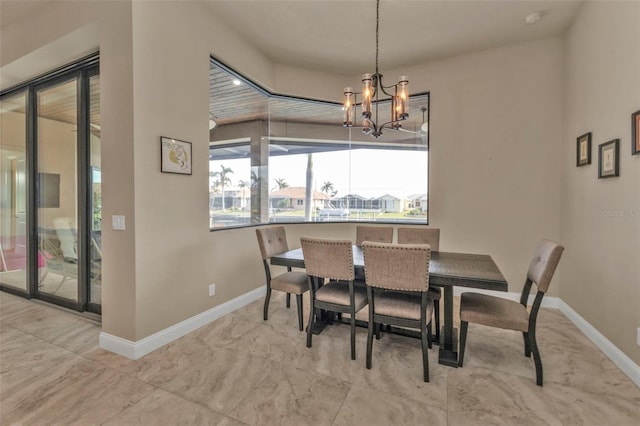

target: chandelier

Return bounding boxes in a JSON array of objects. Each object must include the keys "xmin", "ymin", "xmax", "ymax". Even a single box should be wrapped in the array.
[{"xmin": 343, "ymin": 0, "xmax": 409, "ymax": 138}]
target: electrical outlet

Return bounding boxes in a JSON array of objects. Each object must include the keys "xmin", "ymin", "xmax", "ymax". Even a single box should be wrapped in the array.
[{"xmin": 209, "ymin": 284, "xmax": 216, "ymax": 297}]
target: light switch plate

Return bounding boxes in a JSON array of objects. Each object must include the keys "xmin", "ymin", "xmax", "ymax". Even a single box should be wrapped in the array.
[{"xmin": 112, "ymin": 215, "xmax": 126, "ymax": 231}]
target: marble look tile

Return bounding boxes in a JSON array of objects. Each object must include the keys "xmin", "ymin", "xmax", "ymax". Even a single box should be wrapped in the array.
[
  {"xmin": 220, "ymin": 321, "xmax": 310, "ymax": 365},
  {"xmin": 2, "ymin": 291, "xmax": 639, "ymax": 426},
  {"xmin": 228, "ymin": 363, "xmax": 351, "ymax": 426},
  {"xmin": 447, "ymin": 367, "xmax": 563, "ymax": 426},
  {"xmin": 191, "ymin": 312, "xmax": 262, "ymax": 347},
  {"xmin": 458, "ymin": 325, "xmax": 537, "ymax": 380},
  {"xmin": 104, "ymin": 388, "xmax": 227, "ymax": 425},
  {"xmin": 3, "ymin": 358, "xmax": 154, "ymax": 425},
  {"xmin": 545, "ymin": 380, "xmax": 640, "ymax": 425},
  {"xmin": 134, "ymin": 339, "xmax": 280, "ymax": 415},
  {"xmin": 82, "ymin": 347, "xmax": 145, "ymax": 376},
  {"xmin": 333, "ymin": 383, "xmax": 447, "ymax": 426},
  {"xmin": 294, "ymin": 324, "xmax": 448, "ymax": 406},
  {"xmin": 0, "ymin": 328, "xmax": 82, "ymax": 406},
  {"xmin": 2, "ymin": 299, "xmax": 100, "ymax": 355}
]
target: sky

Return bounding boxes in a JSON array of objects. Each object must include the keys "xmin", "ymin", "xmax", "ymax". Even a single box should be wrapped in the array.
[{"xmin": 210, "ymin": 148, "xmax": 428, "ymax": 199}]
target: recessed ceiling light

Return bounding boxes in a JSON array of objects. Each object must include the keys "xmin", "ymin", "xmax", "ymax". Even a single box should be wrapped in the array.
[
  {"xmin": 525, "ymin": 11, "xmax": 542, "ymax": 25},
  {"xmin": 233, "ymin": 79, "xmax": 241, "ymax": 86}
]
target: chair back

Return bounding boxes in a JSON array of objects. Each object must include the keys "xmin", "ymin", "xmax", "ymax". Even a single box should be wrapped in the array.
[
  {"xmin": 362, "ymin": 242, "xmax": 430, "ymax": 292},
  {"xmin": 397, "ymin": 227, "xmax": 440, "ymax": 251},
  {"xmin": 527, "ymin": 239, "xmax": 564, "ymax": 293},
  {"xmin": 300, "ymin": 237, "xmax": 354, "ymax": 281},
  {"xmin": 355, "ymin": 226, "xmax": 393, "ymax": 246},
  {"xmin": 256, "ymin": 226, "xmax": 289, "ymax": 260}
]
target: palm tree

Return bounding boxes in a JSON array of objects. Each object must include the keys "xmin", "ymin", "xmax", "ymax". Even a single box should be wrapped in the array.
[
  {"xmin": 321, "ymin": 181, "xmax": 334, "ymax": 195},
  {"xmin": 273, "ymin": 178, "xmax": 289, "ymax": 191},
  {"xmin": 210, "ymin": 165, "xmax": 233, "ymax": 211}
]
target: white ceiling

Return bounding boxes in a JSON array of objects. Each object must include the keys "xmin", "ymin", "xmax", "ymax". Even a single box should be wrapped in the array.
[{"xmin": 205, "ymin": 0, "xmax": 584, "ymax": 75}]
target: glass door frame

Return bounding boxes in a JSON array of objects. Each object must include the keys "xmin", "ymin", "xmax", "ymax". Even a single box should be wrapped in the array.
[{"xmin": 0, "ymin": 54, "xmax": 100, "ymax": 314}]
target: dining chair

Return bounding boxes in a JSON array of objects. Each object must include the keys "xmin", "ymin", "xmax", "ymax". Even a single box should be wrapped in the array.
[
  {"xmin": 300, "ymin": 237, "xmax": 368, "ymax": 360},
  {"xmin": 397, "ymin": 227, "xmax": 442, "ymax": 342},
  {"xmin": 362, "ymin": 241, "xmax": 433, "ymax": 382},
  {"xmin": 458, "ymin": 239, "xmax": 564, "ymax": 386},
  {"xmin": 256, "ymin": 226, "xmax": 309, "ymax": 331},
  {"xmin": 355, "ymin": 225, "xmax": 394, "ymax": 246}
]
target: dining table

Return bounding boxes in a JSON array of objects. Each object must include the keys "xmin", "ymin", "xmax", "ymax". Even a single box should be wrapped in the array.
[{"xmin": 270, "ymin": 245, "xmax": 508, "ymax": 367}]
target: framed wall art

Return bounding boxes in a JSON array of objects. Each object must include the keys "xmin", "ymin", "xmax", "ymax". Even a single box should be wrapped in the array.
[
  {"xmin": 632, "ymin": 110, "xmax": 640, "ymax": 155},
  {"xmin": 598, "ymin": 139, "xmax": 619, "ymax": 178},
  {"xmin": 161, "ymin": 136, "xmax": 192, "ymax": 175},
  {"xmin": 576, "ymin": 132, "xmax": 591, "ymax": 166}
]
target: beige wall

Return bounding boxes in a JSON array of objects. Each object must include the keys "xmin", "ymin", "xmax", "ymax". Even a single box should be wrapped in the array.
[
  {"xmin": 561, "ymin": 1, "xmax": 640, "ymax": 364},
  {"xmin": 1, "ymin": 1, "xmax": 636, "ymax": 364}
]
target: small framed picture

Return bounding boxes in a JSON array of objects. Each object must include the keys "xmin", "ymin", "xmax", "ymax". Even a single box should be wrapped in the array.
[
  {"xmin": 632, "ymin": 110, "xmax": 640, "ymax": 155},
  {"xmin": 161, "ymin": 136, "xmax": 192, "ymax": 175},
  {"xmin": 598, "ymin": 139, "xmax": 620, "ymax": 178},
  {"xmin": 576, "ymin": 132, "xmax": 591, "ymax": 166}
]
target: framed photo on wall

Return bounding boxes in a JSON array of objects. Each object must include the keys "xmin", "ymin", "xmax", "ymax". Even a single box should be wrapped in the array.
[
  {"xmin": 576, "ymin": 132, "xmax": 591, "ymax": 166},
  {"xmin": 161, "ymin": 136, "xmax": 192, "ymax": 175},
  {"xmin": 632, "ymin": 110, "xmax": 640, "ymax": 155},
  {"xmin": 598, "ymin": 139, "xmax": 620, "ymax": 178}
]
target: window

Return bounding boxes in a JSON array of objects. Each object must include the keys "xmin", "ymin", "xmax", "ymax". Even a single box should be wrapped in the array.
[{"xmin": 209, "ymin": 58, "xmax": 429, "ymax": 229}]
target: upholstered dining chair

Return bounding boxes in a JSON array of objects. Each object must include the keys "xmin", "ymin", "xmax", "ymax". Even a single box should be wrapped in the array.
[
  {"xmin": 458, "ymin": 239, "xmax": 564, "ymax": 386},
  {"xmin": 362, "ymin": 242, "xmax": 434, "ymax": 382},
  {"xmin": 300, "ymin": 237, "xmax": 368, "ymax": 360},
  {"xmin": 397, "ymin": 227, "xmax": 442, "ymax": 342},
  {"xmin": 355, "ymin": 225, "xmax": 394, "ymax": 246},
  {"xmin": 256, "ymin": 226, "xmax": 309, "ymax": 331}
]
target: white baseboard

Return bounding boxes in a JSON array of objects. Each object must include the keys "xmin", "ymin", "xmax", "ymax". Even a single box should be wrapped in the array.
[
  {"xmin": 558, "ymin": 300, "xmax": 640, "ymax": 388},
  {"xmin": 99, "ymin": 286, "xmax": 266, "ymax": 360}
]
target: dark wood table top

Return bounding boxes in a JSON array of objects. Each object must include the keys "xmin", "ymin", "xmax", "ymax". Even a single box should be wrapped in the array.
[{"xmin": 271, "ymin": 246, "xmax": 508, "ymax": 292}]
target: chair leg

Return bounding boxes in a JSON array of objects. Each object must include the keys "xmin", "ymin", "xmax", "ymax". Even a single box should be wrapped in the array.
[
  {"xmin": 458, "ymin": 321, "xmax": 468, "ymax": 367},
  {"xmin": 366, "ymin": 319, "xmax": 374, "ymax": 370},
  {"xmin": 433, "ymin": 299, "xmax": 440, "ymax": 342},
  {"xmin": 350, "ymin": 311, "xmax": 356, "ymax": 360},
  {"xmin": 421, "ymin": 320, "xmax": 430, "ymax": 382},
  {"xmin": 263, "ymin": 287, "xmax": 272, "ymax": 321},
  {"xmin": 296, "ymin": 294, "xmax": 304, "ymax": 331},
  {"xmin": 286, "ymin": 293, "xmax": 291, "ymax": 308},
  {"xmin": 306, "ymin": 306, "xmax": 316, "ymax": 348},
  {"xmin": 375, "ymin": 323, "xmax": 381, "ymax": 340},
  {"xmin": 530, "ymin": 332, "xmax": 543, "ymax": 386},
  {"xmin": 427, "ymin": 320, "xmax": 432, "ymax": 349},
  {"xmin": 523, "ymin": 331, "xmax": 531, "ymax": 357}
]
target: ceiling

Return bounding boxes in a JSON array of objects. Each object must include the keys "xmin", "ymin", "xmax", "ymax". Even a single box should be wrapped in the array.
[
  {"xmin": 204, "ymin": 0, "xmax": 583, "ymax": 75},
  {"xmin": 1, "ymin": 1, "xmax": 584, "ymax": 138}
]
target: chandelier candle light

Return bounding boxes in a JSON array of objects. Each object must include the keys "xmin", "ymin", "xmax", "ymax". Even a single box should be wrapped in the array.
[{"xmin": 343, "ymin": 0, "xmax": 409, "ymax": 138}]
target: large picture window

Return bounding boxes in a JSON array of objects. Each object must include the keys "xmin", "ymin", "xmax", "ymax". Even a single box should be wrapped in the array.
[{"xmin": 209, "ymin": 58, "xmax": 429, "ymax": 229}]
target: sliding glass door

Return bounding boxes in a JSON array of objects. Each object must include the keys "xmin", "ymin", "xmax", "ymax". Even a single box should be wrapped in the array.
[
  {"xmin": 0, "ymin": 92, "xmax": 28, "ymax": 292},
  {"xmin": 0, "ymin": 55, "xmax": 100, "ymax": 314},
  {"xmin": 36, "ymin": 79, "xmax": 79, "ymax": 303}
]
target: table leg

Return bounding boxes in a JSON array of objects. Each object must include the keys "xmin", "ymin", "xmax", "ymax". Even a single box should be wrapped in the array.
[{"xmin": 438, "ymin": 285, "xmax": 459, "ymax": 367}]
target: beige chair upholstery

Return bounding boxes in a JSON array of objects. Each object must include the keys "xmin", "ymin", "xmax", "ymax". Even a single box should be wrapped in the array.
[
  {"xmin": 397, "ymin": 227, "xmax": 440, "ymax": 250},
  {"xmin": 256, "ymin": 226, "xmax": 308, "ymax": 331},
  {"xmin": 300, "ymin": 237, "xmax": 367, "ymax": 360},
  {"xmin": 397, "ymin": 227, "xmax": 442, "ymax": 342},
  {"xmin": 362, "ymin": 242, "xmax": 434, "ymax": 382},
  {"xmin": 355, "ymin": 226, "xmax": 394, "ymax": 246},
  {"xmin": 458, "ymin": 239, "xmax": 564, "ymax": 386}
]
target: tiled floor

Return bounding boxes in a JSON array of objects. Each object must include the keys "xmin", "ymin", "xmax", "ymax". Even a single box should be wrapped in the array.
[{"xmin": 1, "ymin": 290, "xmax": 639, "ymax": 425}]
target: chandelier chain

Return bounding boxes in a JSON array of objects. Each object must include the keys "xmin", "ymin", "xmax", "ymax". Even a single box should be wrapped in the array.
[{"xmin": 375, "ymin": 0, "xmax": 379, "ymax": 75}]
